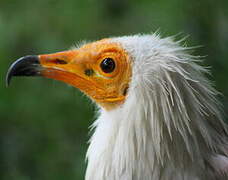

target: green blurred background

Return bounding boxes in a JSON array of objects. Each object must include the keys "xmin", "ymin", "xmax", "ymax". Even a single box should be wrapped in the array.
[{"xmin": 0, "ymin": 0, "xmax": 228, "ymax": 179}]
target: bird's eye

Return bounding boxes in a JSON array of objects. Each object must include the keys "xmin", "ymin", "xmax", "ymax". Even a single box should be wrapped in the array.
[{"xmin": 100, "ymin": 58, "xmax": 115, "ymax": 73}]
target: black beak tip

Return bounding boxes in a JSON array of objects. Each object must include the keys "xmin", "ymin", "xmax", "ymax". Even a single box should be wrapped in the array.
[
  {"xmin": 5, "ymin": 55, "xmax": 40, "ymax": 87},
  {"xmin": 6, "ymin": 70, "xmax": 12, "ymax": 87}
]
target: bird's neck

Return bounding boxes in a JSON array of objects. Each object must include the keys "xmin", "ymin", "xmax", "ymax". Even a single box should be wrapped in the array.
[
  {"xmin": 85, "ymin": 104, "xmax": 226, "ymax": 180},
  {"xmin": 85, "ymin": 101, "xmax": 201, "ymax": 180},
  {"xmin": 85, "ymin": 72, "xmax": 227, "ymax": 180},
  {"xmin": 85, "ymin": 107, "xmax": 188, "ymax": 180}
]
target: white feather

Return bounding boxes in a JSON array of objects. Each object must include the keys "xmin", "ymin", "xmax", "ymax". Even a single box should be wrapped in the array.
[{"xmin": 85, "ymin": 34, "xmax": 228, "ymax": 180}]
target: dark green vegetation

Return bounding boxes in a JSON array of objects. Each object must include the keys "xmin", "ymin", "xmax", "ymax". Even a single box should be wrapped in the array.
[{"xmin": 0, "ymin": 0, "xmax": 228, "ymax": 179}]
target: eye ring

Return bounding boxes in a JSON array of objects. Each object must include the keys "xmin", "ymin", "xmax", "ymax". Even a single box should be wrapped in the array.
[{"xmin": 100, "ymin": 58, "xmax": 115, "ymax": 73}]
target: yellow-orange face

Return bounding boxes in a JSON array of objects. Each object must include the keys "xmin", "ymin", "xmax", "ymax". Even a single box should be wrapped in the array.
[{"xmin": 37, "ymin": 39, "xmax": 132, "ymax": 110}]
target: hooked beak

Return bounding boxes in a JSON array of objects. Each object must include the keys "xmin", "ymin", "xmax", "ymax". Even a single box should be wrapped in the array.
[
  {"xmin": 6, "ymin": 55, "xmax": 41, "ymax": 87},
  {"xmin": 6, "ymin": 51, "xmax": 80, "ymax": 87},
  {"xmin": 6, "ymin": 50, "xmax": 107, "ymax": 103}
]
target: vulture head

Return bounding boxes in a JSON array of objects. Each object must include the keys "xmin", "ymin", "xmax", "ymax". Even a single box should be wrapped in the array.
[{"xmin": 6, "ymin": 34, "xmax": 228, "ymax": 180}]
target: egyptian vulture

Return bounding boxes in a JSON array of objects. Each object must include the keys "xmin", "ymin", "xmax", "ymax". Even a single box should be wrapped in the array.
[{"xmin": 6, "ymin": 34, "xmax": 228, "ymax": 180}]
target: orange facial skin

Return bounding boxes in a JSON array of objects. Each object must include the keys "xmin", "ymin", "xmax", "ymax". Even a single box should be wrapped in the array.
[{"xmin": 39, "ymin": 39, "xmax": 132, "ymax": 110}]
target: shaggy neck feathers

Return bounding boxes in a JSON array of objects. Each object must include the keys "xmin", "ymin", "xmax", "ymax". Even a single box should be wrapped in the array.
[{"xmin": 85, "ymin": 35, "xmax": 228, "ymax": 180}]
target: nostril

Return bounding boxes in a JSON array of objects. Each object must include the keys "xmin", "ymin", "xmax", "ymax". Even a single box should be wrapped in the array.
[{"xmin": 52, "ymin": 59, "xmax": 68, "ymax": 64}]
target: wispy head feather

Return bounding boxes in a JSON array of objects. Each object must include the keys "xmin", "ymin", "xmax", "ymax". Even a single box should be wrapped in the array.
[{"xmin": 86, "ymin": 34, "xmax": 228, "ymax": 180}]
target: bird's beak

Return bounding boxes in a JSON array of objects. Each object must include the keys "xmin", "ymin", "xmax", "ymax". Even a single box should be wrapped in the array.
[
  {"xmin": 6, "ymin": 55, "xmax": 42, "ymax": 86},
  {"xmin": 6, "ymin": 50, "xmax": 99, "ymax": 93}
]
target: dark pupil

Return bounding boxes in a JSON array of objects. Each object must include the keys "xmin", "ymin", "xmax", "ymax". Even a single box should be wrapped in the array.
[{"xmin": 100, "ymin": 58, "xmax": 115, "ymax": 73}]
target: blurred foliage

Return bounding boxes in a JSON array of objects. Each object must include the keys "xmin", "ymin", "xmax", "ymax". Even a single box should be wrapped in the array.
[{"xmin": 0, "ymin": 0, "xmax": 228, "ymax": 179}]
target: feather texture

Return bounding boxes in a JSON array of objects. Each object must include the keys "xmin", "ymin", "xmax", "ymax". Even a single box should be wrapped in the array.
[{"xmin": 85, "ymin": 34, "xmax": 228, "ymax": 180}]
